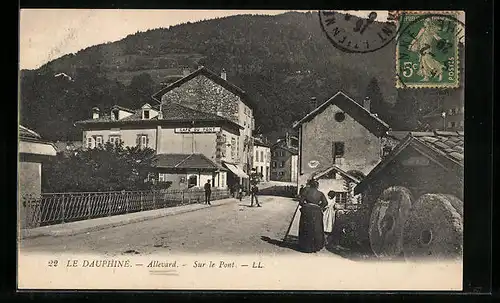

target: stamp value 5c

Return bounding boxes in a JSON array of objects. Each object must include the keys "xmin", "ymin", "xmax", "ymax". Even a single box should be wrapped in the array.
[{"xmin": 396, "ymin": 12, "xmax": 463, "ymax": 88}]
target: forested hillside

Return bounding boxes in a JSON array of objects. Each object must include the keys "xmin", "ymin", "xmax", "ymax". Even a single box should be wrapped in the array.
[{"xmin": 20, "ymin": 11, "xmax": 454, "ymax": 141}]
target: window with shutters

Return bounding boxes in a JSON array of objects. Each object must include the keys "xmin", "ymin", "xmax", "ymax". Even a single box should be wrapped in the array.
[
  {"xmin": 231, "ymin": 137, "xmax": 236, "ymax": 159},
  {"xmin": 333, "ymin": 142, "xmax": 345, "ymax": 158},
  {"xmin": 272, "ymin": 161, "xmax": 276, "ymax": 168},
  {"xmin": 109, "ymin": 135, "xmax": 121, "ymax": 146},
  {"xmin": 137, "ymin": 134, "xmax": 149, "ymax": 149},
  {"xmin": 236, "ymin": 139, "xmax": 240, "ymax": 159},
  {"xmin": 158, "ymin": 173, "xmax": 167, "ymax": 182},
  {"xmin": 95, "ymin": 135, "xmax": 103, "ymax": 147},
  {"xmin": 87, "ymin": 137, "xmax": 94, "ymax": 149},
  {"xmin": 280, "ymin": 161, "xmax": 285, "ymax": 168},
  {"xmin": 260, "ymin": 151, "xmax": 264, "ymax": 162}
]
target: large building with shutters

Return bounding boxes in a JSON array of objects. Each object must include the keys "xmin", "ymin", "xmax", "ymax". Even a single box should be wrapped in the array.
[{"xmin": 76, "ymin": 66, "xmax": 256, "ymax": 190}]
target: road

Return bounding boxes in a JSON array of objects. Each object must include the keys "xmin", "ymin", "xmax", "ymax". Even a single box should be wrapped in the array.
[{"xmin": 20, "ymin": 196, "xmax": 335, "ymax": 257}]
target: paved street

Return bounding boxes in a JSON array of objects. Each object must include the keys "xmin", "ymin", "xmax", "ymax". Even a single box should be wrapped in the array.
[{"xmin": 20, "ymin": 196, "xmax": 330, "ymax": 257}]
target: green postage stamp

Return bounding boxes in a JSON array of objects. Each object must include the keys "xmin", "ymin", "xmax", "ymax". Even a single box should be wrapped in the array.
[{"xmin": 396, "ymin": 12, "xmax": 462, "ymax": 88}]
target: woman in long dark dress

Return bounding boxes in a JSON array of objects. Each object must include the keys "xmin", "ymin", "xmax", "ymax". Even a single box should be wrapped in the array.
[{"xmin": 298, "ymin": 179, "xmax": 328, "ymax": 253}]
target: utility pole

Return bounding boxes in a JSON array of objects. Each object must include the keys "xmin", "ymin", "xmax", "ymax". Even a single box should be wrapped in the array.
[
  {"xmin": 441, "ymin": 112, "xmax": 446, "ymax": 131},
  {"xmin": 191, "ymin": 120, "xmax": 195, "ymax": 153}
]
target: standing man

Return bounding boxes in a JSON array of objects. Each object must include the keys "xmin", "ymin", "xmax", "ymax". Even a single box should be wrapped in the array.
[
  {"xmin": 204, "ymin": 180, "xmax": 212, "ymax": 205},
  {"xmin": 250, "ymin": 184, "xmax": 261, "ymax": 207}
]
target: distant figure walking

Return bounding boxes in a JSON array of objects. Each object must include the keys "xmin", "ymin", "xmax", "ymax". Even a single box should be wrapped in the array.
[
  {"xmin": 238, "ymin": 184, "xmax": 243, "ymax": 201},
  {"xmin": 204, "ymin": 180, "xmax": 212, "ymax": 205},
  {"xmin": 250, "ymin": 184, "xmax": 261, "ymax": 207},
  {"xmin": 298, "ymin": 179, "xmax": 328, "ymax": 253}
]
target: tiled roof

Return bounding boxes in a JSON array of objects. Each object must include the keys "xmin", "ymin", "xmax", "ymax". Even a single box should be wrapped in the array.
[
  {"xmin": 253, "ymin": 137, "xmax": 271, "ymax": 148},
  {"xmin": 272, "ymin": 143, "xmax": 298, "ymax": 155},
  {"xmin": 151, "ymin": 66, "xmax": 256, "ymax": 110},
  {"xmin": 313, "ymin": 165, "xmax": 361, "ymax": 183},
  {"xmin": 111, "ymin": 105, "xmax": 135, "ymax": 113},
  {"xmin": 413, "ymin": 131, "xmax": 464, "ymax": 163},
  {"xmin": 292, "ymin": 91, "xmax": 390, "ymax": 137},
  {"xmin": 354, "ymin": 130, "xmax": 464, "ymax": 194},
  {"xmin": 153, "ymin": 153, "xmax": 224, "ymax": 171},
  {"xmin": 161, "ymin": 103, "xmax": 231, "ymax": 121},
  {"xmin": 76, "ymin": 102, "xmax": 240, "ymax": 128},
  {"xmin": 19, "ymin": 125, "xmax": 41, "ymax": 139}
]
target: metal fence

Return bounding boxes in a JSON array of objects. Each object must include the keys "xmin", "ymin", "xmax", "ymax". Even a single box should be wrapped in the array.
[{"xmin": 22, "ymin": 188, "xmax": 231, "ymax": 228}]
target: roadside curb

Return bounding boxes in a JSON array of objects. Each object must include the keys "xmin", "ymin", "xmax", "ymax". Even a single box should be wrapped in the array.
[{"xmin": 21, "ymin": 198, "xmax": 235, "ymax": 239}]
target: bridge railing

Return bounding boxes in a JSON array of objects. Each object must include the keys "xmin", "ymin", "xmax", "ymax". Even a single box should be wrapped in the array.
[{"xmin": 22, "ymin": 188, "xmax": 231, "ymax": 229}]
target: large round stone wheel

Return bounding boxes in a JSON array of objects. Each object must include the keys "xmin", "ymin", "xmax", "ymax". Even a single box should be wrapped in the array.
[
  {"xmin": 369, "ymin": 186, "xmax": 413, "ymax": 259},
  {"xmin": 403, "ymin": 194, "xmax": 463, "ymax": 261}
]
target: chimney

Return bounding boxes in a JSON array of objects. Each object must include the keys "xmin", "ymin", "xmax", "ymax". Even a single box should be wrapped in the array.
[
  {"xmin": 310, "ymin": 97, "xmax": 317, "ymax": 110},
  {"xmin": 363, "ymin": 97, "xmax": 371, "ymax": 112},
  {"xmin": 221, "ymin": 68, "xmax": 227, "ymax": 80},
  {"xmin": 182, "ymin": 68, "xmax": 190, "ymax": 77},
  {"xmin": 92, "ymin": 107, "xmax": 100, "ymax": 120}
]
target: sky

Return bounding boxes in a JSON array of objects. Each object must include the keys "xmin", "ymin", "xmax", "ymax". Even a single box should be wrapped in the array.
[{"xmin": 19, "ymin": 9, "xmax": 394, "ymax": 70}]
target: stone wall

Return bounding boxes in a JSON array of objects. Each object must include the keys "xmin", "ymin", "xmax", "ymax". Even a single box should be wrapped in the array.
[{"xmin": 160, "ymin": 75, "xmax": 240, "ymax": 124}]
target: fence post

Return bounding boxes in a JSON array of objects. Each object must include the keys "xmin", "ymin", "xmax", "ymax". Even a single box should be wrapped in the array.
[
  {"xmin": 108, "ymin": 193, "xmax": 112, "ymax": 217},
  {"xmin": 153, "ymin": 190, "xmax": 156, "ymax": 209},
  {"xmin": 87, "ymin": 193, "xmax": 91, "ymax": 219},
  {"xmin": 140, "ymin": 192, "xmax": 143, "ymax": 211},
  {"xmin": 181, "ymin": 190, "xmax": 184, "ymax": 204},
  {"xmin": 125, "ymin": 192, "xmax": 129, "ymax": 214},
  {"xmin": 60, "ymin": 195, "xmax": 66, "ymax": 224}
]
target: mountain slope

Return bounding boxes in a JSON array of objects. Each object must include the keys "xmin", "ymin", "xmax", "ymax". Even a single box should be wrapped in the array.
[{"xmin": 20, "ymin": 12, "xmax": 454, "ymax": 141}]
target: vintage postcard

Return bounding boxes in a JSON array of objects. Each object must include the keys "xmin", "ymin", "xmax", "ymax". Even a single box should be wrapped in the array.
[{"xmin": 18, "ymin": 9, "xmax": 465, "ymax": 290}]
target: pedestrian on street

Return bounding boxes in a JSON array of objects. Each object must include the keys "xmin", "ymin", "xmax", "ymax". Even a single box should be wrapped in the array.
[
  {"xmin": 250, "ymin": 184, "xmax": 261, "ymax": 207},
  {"xmin": 204, "ymin": 180, "xmax": 212, "ymax": 205},
  {"xmin": 298, "ymin": 179, "xmax": 328, "ymax": 253},
  {"xmin": 238, "ymin": 184, "xmax": 243, "ymax": 201}
]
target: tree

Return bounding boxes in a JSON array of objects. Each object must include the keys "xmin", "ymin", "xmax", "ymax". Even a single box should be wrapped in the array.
[{"xmin": 42, "ymin": 142, "xmax": 156, "ymax": 192}]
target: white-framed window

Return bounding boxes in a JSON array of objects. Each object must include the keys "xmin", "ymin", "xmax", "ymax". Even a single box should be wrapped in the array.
[
  {"xmin": 236, "ymin": 139, "xmax": 240, "ymax": 158},
  {"xmin": 143, "ymin": 110, "xmax": 150, "ymax": 119},
  {"xmin": 95, "ymin": 135, "xmax": 103, "ymax": 147},
  {"xmin": 280, "ymin": 151, "xmax": 284, "ymax": 157},
  {"xmin": 158, "ymin": 173, "xmax": 167, "ymax": 182},
  {"xmin": 188, "ymin": 175, "xmax": 198, "ymax": 188},
  {"xmin": 255, "ymin": 151, "xmax": 259, "ymax": 162},
  {"xmin": 272, "ymin": 161, "xmax": 276, "ymax": 168},
  {"xmin": 137, "ymin": 134, "xmax": 148, "ymax": 149},
  {"xmin": 260, "ymin": 151, "xmax": 264, "ymax": 162},
  {"xmin": 231, "ymin": 137, "xmax": 236, "ymax": 159},
  {"xmin": 109, "ymin": 135, "xmax": 121, "ymax": 146},
  {"xmin": 221, "ymin": 173, "xmax": 225, "ymax": 187},
  {"xmin": 87, "ymin": 137, "xmax": 94, "ymax": 149}
]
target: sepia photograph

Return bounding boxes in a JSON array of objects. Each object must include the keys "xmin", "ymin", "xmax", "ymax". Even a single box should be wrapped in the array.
[{"xmin": 18, "ymin": 9, "xmax": 465, "ymax": 290}]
